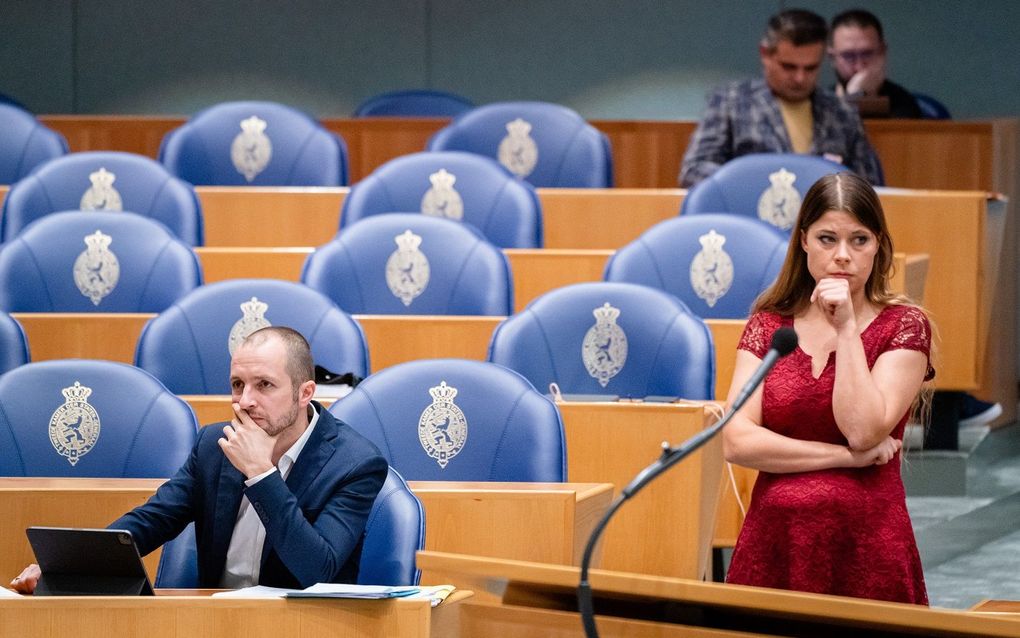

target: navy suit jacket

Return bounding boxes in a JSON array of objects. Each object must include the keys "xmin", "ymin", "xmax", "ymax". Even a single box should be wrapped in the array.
[{"xmin": 110, "ymin": 404, "xmax": 387, "ymax": 588}]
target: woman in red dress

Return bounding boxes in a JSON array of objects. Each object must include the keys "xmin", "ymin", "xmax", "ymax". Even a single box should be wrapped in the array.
[{"xmin": 723, "ymin": 172, "xmax": 933, "ymax": 604}]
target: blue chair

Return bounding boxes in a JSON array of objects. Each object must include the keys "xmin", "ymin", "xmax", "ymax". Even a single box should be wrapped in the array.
[
  {"xmin": 0, "ymin": 211, "xmax": 202, "ymax": 312},
  {"xmin": 0, "ymin": 151, "xmax": 203, "ymax": 245},
  {"xmin": 914, "ymin": 93, "xmax": 951, "ymax": 120},
  {"xmin": 355, "ymin": 89, "xmax": 474, "ymax": 117},
  {"xmin": 303, "ymin": 213, "xmax": 512, "ymax": 315},
  {"xmin": 0, "ymin": 359, "xmax": 197, "ymax": 477},
  {"xmin": 604, "ymin": 214, "xmax": 788, "ymax": 319},
  {"xmin": 0, "ymin": 102, "xmax": 67, "ymax": 184},
  {"xmin": 0, "ymin": 311, "xmax": 29, "ymax": 375},
  {"xmin": 680, "ymin": 153, "xmax": 847, "ymax": 233},
  {"xmin": 159, "ymin": 101, "xmax": 348, "ymax": 186},
  {"xmin": 488, "ymin": 282, "xmax": 715, "ymax": 400},
  {"xmin": 340, "ymin": 151, "xmax": 542, "ymax": 248},
  {"xmin": 427, "ymin": 101, "xmax": 613, "ymax": 188},
  {"xmin": 155, "ymin": 466, "xmax": 424, "ymax": 587},
  {"xmin": 135, "ymin": 279, "xmax": 369, "ymax": 394},
  {"xmin": 329, "ymin": 358, "xmax": 565, "ymax": 482}
]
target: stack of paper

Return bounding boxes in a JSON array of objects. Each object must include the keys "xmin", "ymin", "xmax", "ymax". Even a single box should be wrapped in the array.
[{"xmin": 286, "ymin": 583, "xmax": 419, "ymax": 599}]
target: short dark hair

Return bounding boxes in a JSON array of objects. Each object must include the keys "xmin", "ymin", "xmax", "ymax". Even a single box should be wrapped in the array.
[
  {"xmin": 241, "ymin": 326, "xmax": 314, "ymax": 388},
  {"xmin": 761, "ymin": 9, "xmax": 828, "ymax": 51},
  {"xmin": 831, "ymin": 9, "xmax": 885, "ymax": 43}
]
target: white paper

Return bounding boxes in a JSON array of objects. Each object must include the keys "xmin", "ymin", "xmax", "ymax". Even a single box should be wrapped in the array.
[
  {"xmin": 0, "ymin": 587, "xmax": 23, "ymax": 598},
  {"xmin": 211, "ymin": 585, "xmax": 292, "ymax": 598}
]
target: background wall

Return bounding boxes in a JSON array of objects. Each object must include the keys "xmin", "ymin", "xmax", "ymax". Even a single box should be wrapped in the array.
[{"xmin": 1, "ymin": 0, "xmax": 1018, "ymax": 119}]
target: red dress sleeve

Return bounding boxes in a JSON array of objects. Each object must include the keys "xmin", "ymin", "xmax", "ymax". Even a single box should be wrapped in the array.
[
  {"xmin": 885, "ymin": 305, "xmax": 936, "ymax": 381},
  {"xmin": 737, "ymin": 312, "xmax": 781, "ymax": 359}
]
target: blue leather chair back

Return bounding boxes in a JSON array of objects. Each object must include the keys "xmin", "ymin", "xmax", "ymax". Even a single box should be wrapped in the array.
[
  {"xmin": 680, "ymin": 153, "xmax": 847, "ymax": 233},
  {"xmin": 355, "ymin": 90, "xmax": 474, "ymax": 117},
  {"xmin": 0, "ymin": 151, "xmax": 203, "ymax": 245},
  {"xmin": 340, "ymin": 151, "xmax": 542, "ymax": 248},
  {"xmin": 329, "ymin": 359, "xmax": 565, "ymax": 482},
  {"xmin": 914, "ymin": 93, "xmax": 951, "ymax": 120},
  {"xmin": 159, "ymin": 101, "xmax": 348, "ymax": 186},
  {"xmin": 136, "ymin": 279, "xmax": 369, "ymax": 394},
  {"xmin": 0, "ymin": 359, "xmax": 197, "ymax": 477},
  {"xmin": 427, "ymin": 101, "xmax": 612, "ymax": 188},
  {"xmin": 604, "ymin": 214, "xmax": 788, "ymax": 319},
  {"xmin": 0, "ymin": 103, "xmax": 67, "ymax": 184},
  {"xmin": 488, "ymin": 282, "xmax": 714, "ymax": 399},
  {"xmin": 303, "ymin": 213, "xmax": 512, "ymax": 315},
  {"xmin": 0, "ymin": 211, "xmax": 202, "ymax": 312},
  {"xmin": 0, "ymin": 311, "xmax": 29, "ymax": 375},
  {"xmin": 155, "ymin": 466, "xmax": 424, "ymax": 587}
]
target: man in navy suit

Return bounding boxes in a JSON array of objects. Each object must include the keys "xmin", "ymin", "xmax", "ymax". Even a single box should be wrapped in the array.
[{"xmin": 12, "ymin": 327, "xmax": 387, "ymax": 591}]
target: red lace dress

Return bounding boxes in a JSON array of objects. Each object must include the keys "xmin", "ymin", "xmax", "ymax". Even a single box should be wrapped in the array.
[{"xmin": 725, "ymin": 305, "xmax": 932, "ymax": 605}]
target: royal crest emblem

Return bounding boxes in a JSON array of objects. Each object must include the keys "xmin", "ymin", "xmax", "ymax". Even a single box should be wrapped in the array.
[
  {"xmin": 385, "ymin": 230, "xmax": 430, "ymax": 306},
  {"xmin": 73, "ymin": 230, "xmax": 120, "ymax": 306},
  {"xmin": 79, "ymin": 167, "xmax": 123, "ymax": 211},
  {"xmin": 230, "ymin": 115, "xmax": 273, "ymax": 182},
  {"xmin": 756, "ymin": 168, "xmax": 800, "ymax": 230},
  {"xmin": 228, "ymin": 297, "xmax": 272, "ymax": 355},
  {"xmin": 420, "ymin": 169, "xmax": 464, "ymax": 220},
  {"xmin": 689, "ymin": 229, "xmax": 734, "ymax": 308},
  {"xmin": 418, "ymin": 381, "xmax": 468, "ymax": 469},
  {"xmin": 497, "ymin": 118, "xmax": 539, "ymax": 178},
  {"xmin": 582, "ymin": 303, "xmax": 628, "ymax": 387},
  {"xmin": 48, "ymin": 381, "xmax": 101, "ymax": 466}
]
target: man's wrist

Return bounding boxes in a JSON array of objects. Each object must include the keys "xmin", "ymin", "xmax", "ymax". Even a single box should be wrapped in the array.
[{"xmin": 244, "ymin": 465, "xmax": 278, "ymax": 486}]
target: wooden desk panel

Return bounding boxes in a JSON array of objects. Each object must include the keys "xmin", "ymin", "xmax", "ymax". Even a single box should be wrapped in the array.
[
  {"xmin": 325, "ymin": 118, "xmax": 446, "ymax": 183},
  {"xmin": 197, "ymin": 186, "xmax": 345, "ymax": 247},
  {"xmin": 197, "ymin": 247, "xmax": 313, "ymax": 283},
  {"xmin": 0, "ymin": 593, "xmax": 461, "ymax": 638},
  {"xmin": 356, "ymin": 315, "xmax": 503, "ymax": 372},
  {"xmin": 13, "ymin": 313, "xmax": 151, "ymax": 363},
  {"xmin": 539, "ymin": 188, "xmax": 683, "ymax": 249}
]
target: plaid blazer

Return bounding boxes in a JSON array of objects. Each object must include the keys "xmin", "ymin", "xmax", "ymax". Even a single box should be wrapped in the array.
[{"xmin": 679, "ymin": 78, "xmax": 884, "ymax": 187}]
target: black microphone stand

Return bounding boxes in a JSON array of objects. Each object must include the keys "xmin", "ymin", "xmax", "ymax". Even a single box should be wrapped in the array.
[{"xmin": 577, "ymin": 407, "xmax": 739, "ymax": 637}]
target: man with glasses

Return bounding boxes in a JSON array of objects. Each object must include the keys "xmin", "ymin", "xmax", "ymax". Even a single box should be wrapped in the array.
[
  {"xmin": 829, "ymin": 9, "xmax": 922, "ymax": 119},
  {"xmin": 680, "ymin": 8, "xmax": 882, "ymax": 187}
]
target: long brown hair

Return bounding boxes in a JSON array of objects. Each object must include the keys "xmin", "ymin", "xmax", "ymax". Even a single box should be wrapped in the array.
[{"xmin": 753, "ymin": 171, "xmax": 900, "ymax": 315}]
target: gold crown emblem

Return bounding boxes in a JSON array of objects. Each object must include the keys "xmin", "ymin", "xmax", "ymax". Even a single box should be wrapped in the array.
[
  {"xmin": 768, "ymin": 167, "xmax": 796, "ymax": 187},
  {"xmin": 698, "ymin": 229, "xmax": 726, "ymax": 251},
  {"xmin": 240, "ymin": 296, "xmax": 269, "ymax": 316},
  {"xmin": 61, "ymin": 381, "xmax": 92, "ymax": 402},
  {"xmin": 88, "ymin": 167, "xmax": 116, "ymax": 188},
  {"xmin": 394, "ymin": 229, "xmax": 423, "ymax": 252},
  {"xmin": 428, "ymin": 381, "xmax": 458, "ymax": 402},
  {"xmin": 505, "ymin": 118, "xmax": 532, "ymax": 136},
  {"xmin": 83, "ymin": 230, "xmax": 113, "ymax": 252},
  {"xmin": 592, "ymin": 302, "xmax": 621, "ymax": 323},
  {"xmin": 428, "ymin": 168, "xmax": 457, "ymax": 189},
  {"xmin": 240, "ymin": 115, "xmax": 268, "ymax": 135}
]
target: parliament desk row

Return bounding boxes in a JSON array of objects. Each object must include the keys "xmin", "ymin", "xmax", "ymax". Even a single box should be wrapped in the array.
[
  {"xmin": 416, "ymin": 552, "xmax": 1020, "ymax": 638},
  {"xmin": 0, "ymin": 401, "xmax": 719, "ymax": 581},
  {"xmin": 0, "ymin": 588, "xmax": 472, "ymax": 638},
  {"xmin": 37, "ymin": 115, "xmax": 1018, "ymax": 192}
]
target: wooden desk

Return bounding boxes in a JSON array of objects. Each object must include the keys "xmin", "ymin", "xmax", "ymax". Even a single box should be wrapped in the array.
[
  {"xmin": 0, "ymin": 590, "xmax": 466, "ymax": 638},
  {"xmin": 0, "ymin": 477, "xmax": 610, "ymax": 590},
  {"xmin": 417, "ymin": 551, "xmax": 1020, "ymax": 637}
]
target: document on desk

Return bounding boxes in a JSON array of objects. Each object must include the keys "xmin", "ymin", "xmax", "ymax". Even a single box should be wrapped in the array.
[
  {"xmin": 0, "ymin": 587, "xmax": 23, "ymax": 598},
  {"xmin": 285, "ymin": 583, "xmax": 420, "ymax": 599}
]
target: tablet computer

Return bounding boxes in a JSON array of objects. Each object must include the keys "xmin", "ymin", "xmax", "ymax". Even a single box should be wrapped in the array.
[{"xmin": 26, "ymin": 526, "xmax": 154, "ymax": 596}]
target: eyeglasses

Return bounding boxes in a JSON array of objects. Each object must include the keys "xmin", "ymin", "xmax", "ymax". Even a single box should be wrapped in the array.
[{"xmin": 834, "ymin": 49, "xmax": 877, "ymax": 65}]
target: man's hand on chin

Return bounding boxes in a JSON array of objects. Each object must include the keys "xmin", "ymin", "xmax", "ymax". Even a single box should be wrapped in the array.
[{"xmin": 218, "ymin": 404, "xmax": 277, "ymax": 479}]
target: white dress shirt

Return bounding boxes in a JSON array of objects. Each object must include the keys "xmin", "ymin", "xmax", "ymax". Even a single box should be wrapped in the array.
[{"xmin": 218, "ymin": 406, "xmax": 320, "ymax": 588}]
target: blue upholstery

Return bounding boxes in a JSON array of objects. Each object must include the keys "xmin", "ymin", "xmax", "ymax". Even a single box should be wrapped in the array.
[
  {"xmin": 329, "ymin": 358, "xmax": 565, "ymax": 481},
  {"xmin": 914, "ymin": 93, "xmax": 951, "ymax": 120},
  {"xmin": 0, "ymin": 211, "xmax": 202, "ymax": 312},
  {"xmin": 680, "ymin": 153, "xmax": 847, "ymax": 232},
  {"xmin": 488, "ymin": 282, "xmax": 714, "ymax": 399},
  {"xmin": 355, "ymin": 89, "xmax": 474, "ymax": 117},
  {"xmin": 159, "ymin": 101, "xmax": 348, "ymax": 186},
  {"xmin": 135, "ymin": 279, "xmax": 369, "ymax": 394},
  {"xmin": 604, "ymin": 214, "xmax": 788, "ymax": 319},
  {"xmin": 0, "ymin": 102, "xmax": 67, "ymax": 184},
  {"xmin": 0, "ymin": 311, "xmax": 29, "ymax": 375},
  {"xmin": 0, "ymin": 359, "xmax": 197, "ymax": 477},
  {"xmin": 427, "ymin": 101, "xmax": 613, "ymax": 188},
  {"xmin": 155, "ymin": 467, "xmax": 424, "ymax": 587},
  {"xmin": 340, "ymin": 151, "xmax": 542, "ymax": 248},
  {"xmin": 1, "ymin": 151, "xmax": 203, "ymax": 245},
  {"xmin": 303, "ymin": 213, "xmax": 512, "ymax": 315}
]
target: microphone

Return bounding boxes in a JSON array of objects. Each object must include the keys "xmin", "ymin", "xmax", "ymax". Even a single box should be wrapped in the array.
[
  {"xmin": 729, "ymin": 327, "xmax": 799, "ymax": 412},
  {"xmin": 577, "ymin": 326, "xmax": 797, "ymax": 638}
]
